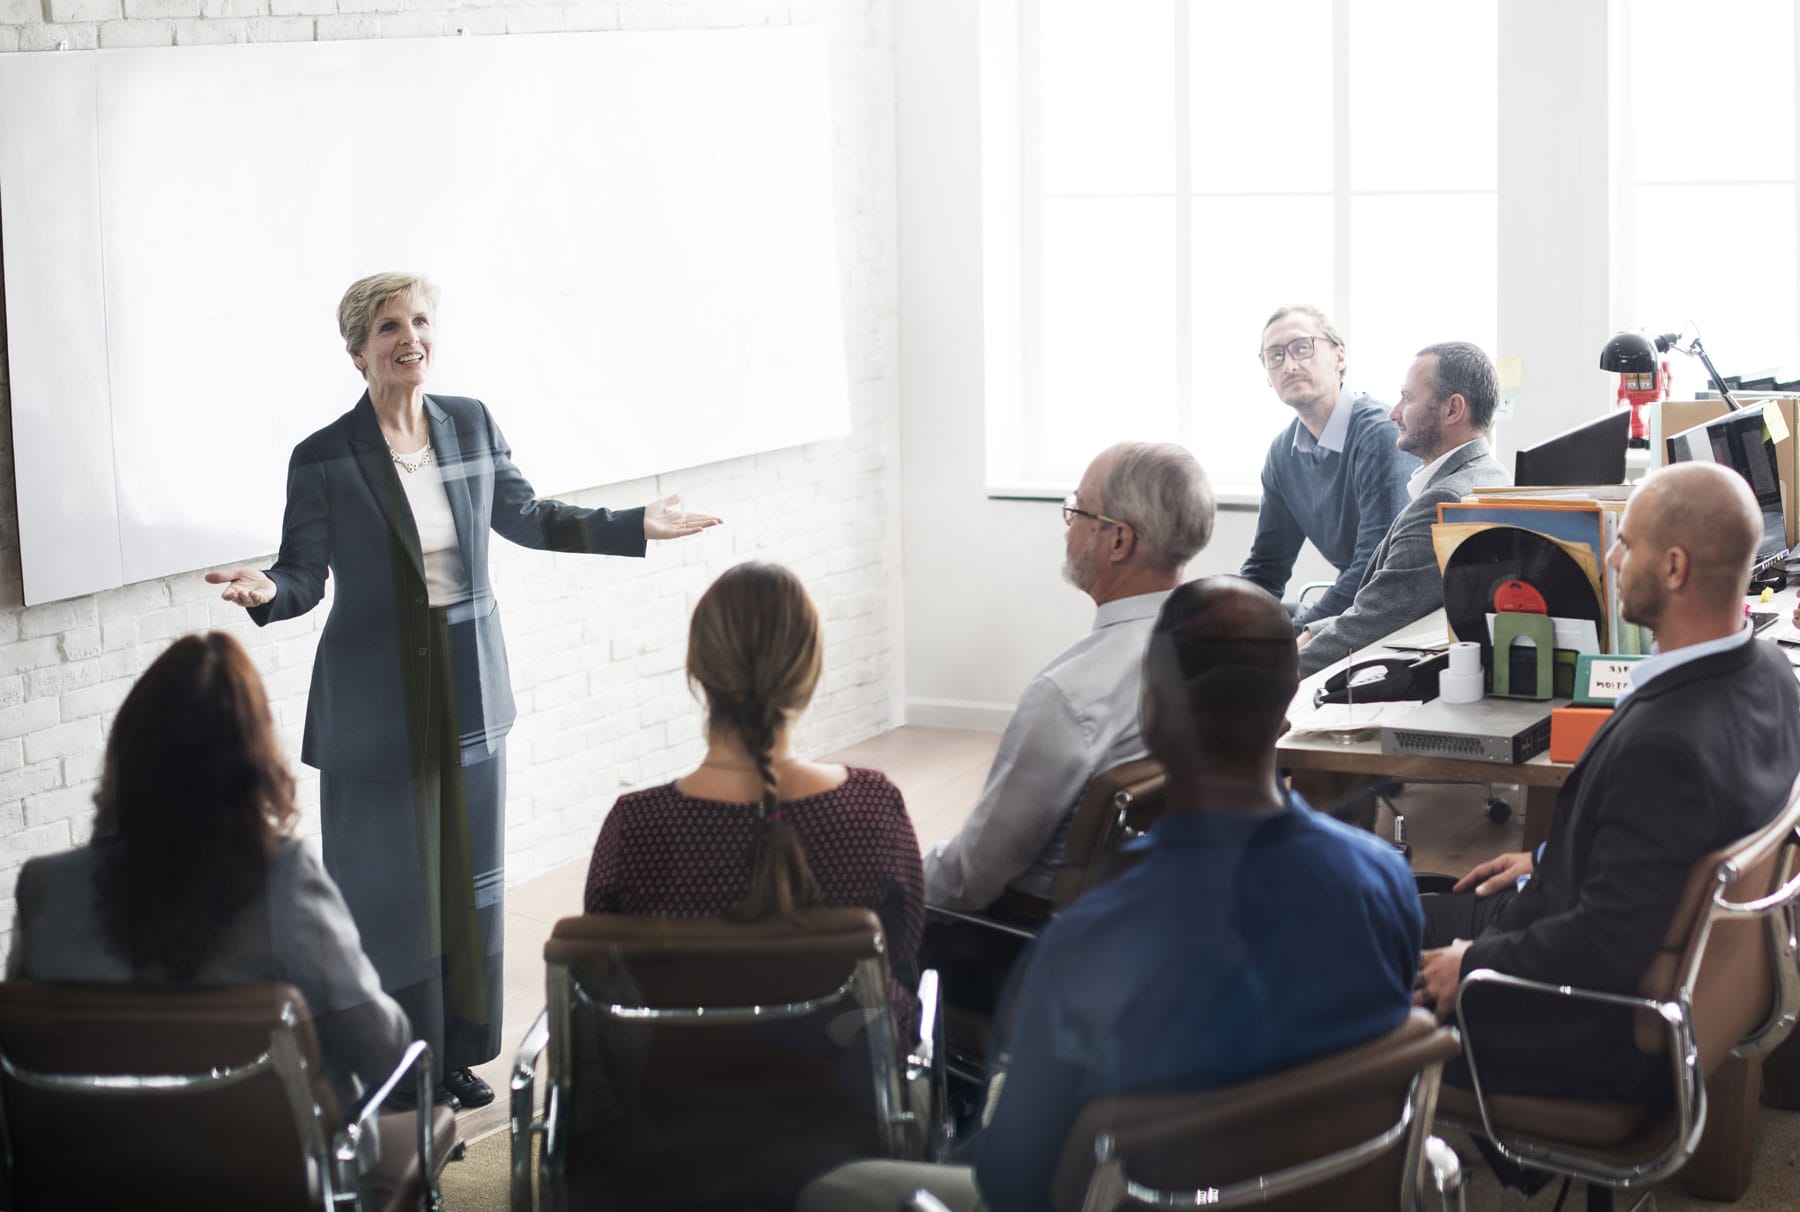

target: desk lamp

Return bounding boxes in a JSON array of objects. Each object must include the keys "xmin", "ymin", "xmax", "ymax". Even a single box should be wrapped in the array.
[{"xmin": 1599, "ymin": 330, "xmax": 1742, "ymax": 413}]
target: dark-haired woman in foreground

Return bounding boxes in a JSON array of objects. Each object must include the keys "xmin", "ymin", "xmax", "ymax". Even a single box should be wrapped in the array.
[
  {"xmin": 584, "ymin": 561, "xmax": 924, "ymax": 1022},
  {"xmin": 6, "ymin": 632, "xmax": 408, "ymax": 1102}
]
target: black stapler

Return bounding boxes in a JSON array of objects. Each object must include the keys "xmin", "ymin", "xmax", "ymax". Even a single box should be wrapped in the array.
[{"xmin": 1313, "ymin": 651, "xmax": 1450, "ymax": 707}]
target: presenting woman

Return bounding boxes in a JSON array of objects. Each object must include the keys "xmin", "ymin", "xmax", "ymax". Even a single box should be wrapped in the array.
[{"xmin": 209, "ymin": 272, "xmax": 718, "ymax": 1108}]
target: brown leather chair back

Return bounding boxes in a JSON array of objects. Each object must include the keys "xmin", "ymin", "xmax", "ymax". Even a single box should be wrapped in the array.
[
  {"xmin": 1633, "ymin": 776, "xmax": 1800, "ymax": 1069},
  {"xmin": 0, "ymin": 982, "xmax": 332, "ymax": 1212},
  {"xmin": 1047, "ymin": 758, "xmax": 1168, "ymax": 911},
  {"xmin": 542, "ymin": 908, "xmax": 905, "ymax": 1211},
  {"xmin": 1048, "ymin": 1008, "xmax": 1457, "ymax": 1212}
]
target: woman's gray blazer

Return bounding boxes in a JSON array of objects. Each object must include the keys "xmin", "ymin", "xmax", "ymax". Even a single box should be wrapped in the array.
[{"xmin": 248, "ymin": 392, "xmax": 645, "ymax": 779}]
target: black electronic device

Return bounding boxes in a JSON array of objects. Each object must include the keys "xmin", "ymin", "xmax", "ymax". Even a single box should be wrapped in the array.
[
  {"xmin": 1381, "ymin": 696, "xmax": 1561, "ymax": 764},
  {"xmin": 1666, "ymin": 405, "xmax": 1790, "ymax": 579},
  {"xmin": 1313, "ymin": 652, "xmax": 1450, "ymax": 707},
  {"xmin": 1513, "ymin": 410, "xmax": 1630, "ymax": 487}
]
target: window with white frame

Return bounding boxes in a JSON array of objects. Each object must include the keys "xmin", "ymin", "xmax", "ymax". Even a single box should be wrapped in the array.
[
  {"xmin": 995, "ymin": 0, "xmax": 1498, "ymax": 498},
  {"xmin": 1615, "ymin": 0, "xmax": 1796, "ymax": 389}
]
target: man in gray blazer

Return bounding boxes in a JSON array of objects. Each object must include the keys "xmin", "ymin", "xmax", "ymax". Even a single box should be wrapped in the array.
[{"xmin": 1297, "ymin": 342, "xmax": 1510, "ymax": 677}]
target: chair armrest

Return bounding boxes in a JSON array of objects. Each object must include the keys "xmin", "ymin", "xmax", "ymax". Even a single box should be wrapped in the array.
[
  {"xmin": 1451, "ymin": 968, "xmax": 1698, "ymax": 1165},
  {"xmin": 924, "ymin": 904, "xmax": 1039, "ymax": 943},
  {"xmin": 1423, "ymin": 1134, "xmax": 1465, "ymax": 1211},
  {"xmin": 900, "ymin": 1190, "xmax": 956, "ymax": 1212},
  {"xmin": 1294, "ymin": 581, "xmax": 1331, "ymax": 611},
  {"xmin": 1414, "ymin": 873, "xmax": 1459, "ymax": 896},
  {"xmin": 908, "ymin": 969, "xmax": 938, "ymax": 1082},
  {"xmin": 906, "ymin": 969, "xmax": 955, "ymax": 1162},
  {"xmin": 336, "ymin": 1039, "xmax": 437, "ymax": 1206},
  {"xmin": 510, "ymin": 1008, "xmax": 551, "ymax": 1212}
]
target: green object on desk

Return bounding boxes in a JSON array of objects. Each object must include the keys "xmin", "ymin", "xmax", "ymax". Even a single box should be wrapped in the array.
[
  {"xmin": 1493, "ymin": 612, "xmax": 1555, "ymax": 700},
  {"xmin": 1572, "ymin": 653, "xmax": 1647, "ymax": 706}
]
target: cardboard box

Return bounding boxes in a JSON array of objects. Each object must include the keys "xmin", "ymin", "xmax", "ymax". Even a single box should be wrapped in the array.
[
  {"xmin": 1653, "ymin": 397, "xmax": 1799, "ymax": 548},
  {"xmin": 1550, "ymin": 705, "xmax": 1613, "ymax": 763}
]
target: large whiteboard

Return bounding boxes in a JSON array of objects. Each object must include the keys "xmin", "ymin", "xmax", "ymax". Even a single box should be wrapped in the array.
[{"xmin": 0, "ymin": 28, "xmax": 849, "ymax": 605}]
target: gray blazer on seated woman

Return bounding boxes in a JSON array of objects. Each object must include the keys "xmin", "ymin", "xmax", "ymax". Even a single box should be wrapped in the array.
[{"xmin": 5, "ymin": 632, "xmax": 408, "ymax": 1103}]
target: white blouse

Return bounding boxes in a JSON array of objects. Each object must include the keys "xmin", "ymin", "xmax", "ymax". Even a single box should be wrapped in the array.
[{"xmin": 392, "ymin": 448, "xmax": 468, "ymax": 606}]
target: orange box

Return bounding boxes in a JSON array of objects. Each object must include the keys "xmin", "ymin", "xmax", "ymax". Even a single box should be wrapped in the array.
[{"xmin": 1551, "ymin": 706, "xmax": 1612, "ymax": 763}]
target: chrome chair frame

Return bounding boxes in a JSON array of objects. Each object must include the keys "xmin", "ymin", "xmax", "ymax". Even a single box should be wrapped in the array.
[
  {"xmin": 0, "ymin": 992, "xmax": 447, "ymax": 1211},
  {"xmin": 1452, "ymin": 836, "xmax": 1800, "ymax": 1194},
  {"xmin": 1074, "ymin": 1061, "xmax": 1464, "ymax": 1211},
  {"xmin": 510, "ymin": 944, "xmax": 946, "ymax": 1212}
]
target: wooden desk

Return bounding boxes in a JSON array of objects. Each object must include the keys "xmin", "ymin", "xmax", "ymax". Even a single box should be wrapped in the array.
[
  {"xmin": 1279, "ymin": 613, "xmax": 1572, "ymax": 852},
  {"xmin": 1280, "ymin": 728, "xmax": 1570, "ymax": 852}
]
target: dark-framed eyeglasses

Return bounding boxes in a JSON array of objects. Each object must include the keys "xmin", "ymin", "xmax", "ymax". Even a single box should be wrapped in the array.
[
  {"xmin": 1260, "ymin": 335, "xmax": 1338, "ymax": 370},
  {"xmin": 1062, "ymin": 493, "xmax": 1128, "ymax": 529}
]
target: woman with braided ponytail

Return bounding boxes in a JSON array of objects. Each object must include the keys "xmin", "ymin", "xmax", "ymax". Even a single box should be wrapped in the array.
[{"xmin": 584, "ymin": 562, "xmax": 925, "ymax": 1022}]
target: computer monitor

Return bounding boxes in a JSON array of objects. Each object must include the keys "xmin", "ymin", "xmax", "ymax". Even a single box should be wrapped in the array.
[
  {"xmin": 1513, "ymin": 410, "xmax": 1630, "ymax": 486},
  {"xmin": 1666, "ymin": 405, "xmax": 1790, "ymax": 575}
]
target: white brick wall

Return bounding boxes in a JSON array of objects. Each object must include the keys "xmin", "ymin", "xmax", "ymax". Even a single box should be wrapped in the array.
[{"xmin": 0, "ymin": 0, "xmax": 902, "ymax": 965}]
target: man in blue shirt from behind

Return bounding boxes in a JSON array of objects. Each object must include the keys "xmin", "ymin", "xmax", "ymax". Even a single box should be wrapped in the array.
[
  {"xmin": 1241, "ymin": 304, "xmax": 1417, "ymax": 632},
  {"xmin": 797, "ymin": 578, "xmax": 1421, "ymax": 1212}
]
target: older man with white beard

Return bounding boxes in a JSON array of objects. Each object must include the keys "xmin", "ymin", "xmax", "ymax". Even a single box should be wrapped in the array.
[{"xmin": 923, "ymin": 442, "xmax": 1216, "ymax": 911}]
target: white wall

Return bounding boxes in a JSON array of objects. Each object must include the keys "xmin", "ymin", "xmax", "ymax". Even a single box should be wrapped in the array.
[
  {"xmin": 896, "ymin": 0, "xmax": 1621, "ymax": 727},
  {"xmin": 0, "ymin": 0, "xmax": 904, "ymax": 964}
]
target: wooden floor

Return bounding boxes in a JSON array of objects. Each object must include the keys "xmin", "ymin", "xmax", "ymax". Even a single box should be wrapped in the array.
[{"xmin": 458, "ymin": 724, "xmax": 1529, "ymax": 1140}]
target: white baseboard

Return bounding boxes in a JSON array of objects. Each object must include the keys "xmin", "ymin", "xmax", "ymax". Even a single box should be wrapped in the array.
[{"xmin": 904, "ymin": 697, "xmax": 1015, "ymax": 731}]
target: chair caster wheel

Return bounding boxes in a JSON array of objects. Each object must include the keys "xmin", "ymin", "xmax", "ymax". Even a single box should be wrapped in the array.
[{"xmin": 1487, "ymin": 798, "xmax": 1513, "ymax": 824}]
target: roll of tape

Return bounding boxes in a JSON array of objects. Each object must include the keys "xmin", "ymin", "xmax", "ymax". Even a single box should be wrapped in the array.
[
  {"xmin": 1448, "ymin": 640, "xmax": 1482, "ymax": 675},
  {"xmin": 1439, "ymin": 667, "xmax": 1485, "ymax": 704}
]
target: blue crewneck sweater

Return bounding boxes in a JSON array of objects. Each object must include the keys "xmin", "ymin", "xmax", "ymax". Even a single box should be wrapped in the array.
[{"xmin": 1239, "ymin": 394, "xmax": 1417, "ymax": 631}]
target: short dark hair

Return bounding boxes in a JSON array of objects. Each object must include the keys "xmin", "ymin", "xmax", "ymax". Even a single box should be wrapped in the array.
[
  {"xmin": 1149, "ymin": 577, "xmax": 1298, "ymax": 764},
  {"xmin": 1416, "ymin": 341, "xmax": 1498, "ymax": 432}
]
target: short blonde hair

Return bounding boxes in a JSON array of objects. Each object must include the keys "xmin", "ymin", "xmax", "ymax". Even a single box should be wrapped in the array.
[{"xmin": 337, "ymin": 272, "xmax": 440, "ymax": 363}]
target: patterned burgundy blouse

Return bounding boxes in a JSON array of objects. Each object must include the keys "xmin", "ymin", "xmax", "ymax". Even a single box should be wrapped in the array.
[{"xmin": 583, "ymin": 766, "xmax": 926, "ymax": 1024}]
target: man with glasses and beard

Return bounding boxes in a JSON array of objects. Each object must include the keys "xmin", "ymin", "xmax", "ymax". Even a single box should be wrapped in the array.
[{"xmin": 1241, "ymin": 305, "xmax": 1415, "ymax": 633}]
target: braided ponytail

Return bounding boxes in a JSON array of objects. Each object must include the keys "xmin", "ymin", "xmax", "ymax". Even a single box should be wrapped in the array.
[{"xmin": 687, "ymin": 563, "xmax": 825, "ymax": 924}]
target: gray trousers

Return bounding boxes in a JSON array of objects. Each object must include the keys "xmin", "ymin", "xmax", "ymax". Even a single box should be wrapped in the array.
[
  {"xmin": 320, "ymin": 741, "xmax": 507, "ymax": 1073},
  {"xmin": 319, "ymin": 604, "xmax": 509, "ymax": 1075}
]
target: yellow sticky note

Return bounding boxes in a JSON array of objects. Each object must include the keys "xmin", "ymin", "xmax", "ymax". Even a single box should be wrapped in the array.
[
  {"xmin": 1766, "ymin": 404, "xmax": 1790, "ymax": 444},
  {"xmin": 1495, "ymin": 355, "xmax": 1523, "ymax": 391}
]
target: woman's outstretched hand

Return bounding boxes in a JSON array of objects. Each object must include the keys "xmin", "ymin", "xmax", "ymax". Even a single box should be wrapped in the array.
[
  {"xmin": 206, "ymin": 568, "xmax": 277, "ymax": 608},
  {"xmin": 644, "ymin": 494, "xmax": 723, "ymax": 541}
]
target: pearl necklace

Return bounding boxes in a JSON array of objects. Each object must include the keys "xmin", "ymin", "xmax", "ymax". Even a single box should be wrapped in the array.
[{"xmin": 389, "ymin": 444, "xmax": 434, "ymax": 474}]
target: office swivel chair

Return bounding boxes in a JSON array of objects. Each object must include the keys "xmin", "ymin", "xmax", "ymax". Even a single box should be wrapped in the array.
[
  {"xmin": 0, "ymin": 981, "xmax": 460, "ymax": 1212},
  {"xmin": 1436, "ymin": 772, "xmax": 1800, "ymax": 1211},
  {"xmin": 510, "ymin": 908, "xmax": 945, "ymax": 1211}
]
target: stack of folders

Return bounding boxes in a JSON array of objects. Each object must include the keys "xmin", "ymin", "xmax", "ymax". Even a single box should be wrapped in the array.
[{"xmin": 1434, "ymin": 483, "xmax": 1652, "ymax": 656}]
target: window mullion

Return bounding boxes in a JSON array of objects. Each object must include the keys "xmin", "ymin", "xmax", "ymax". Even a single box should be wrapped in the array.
[
  {"xmin": 1020, "ymin": 1, "xmax": 1047, "ymax": 478},
  {"xmin": 1173, "ymin": 0, "xmax": 1193, "ymax": 452},
  {"xmin": 1332, "ymin": 0, "xmax": 1353, "ymax": 336}
]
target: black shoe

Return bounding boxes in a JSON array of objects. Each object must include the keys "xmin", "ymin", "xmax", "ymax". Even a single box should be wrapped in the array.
[
  {"xmin": 383, "ymin": 1081, "xmax": 460, "ymax": 1112},
  {"xmin": 443, "ymin": 1067, "xmax": 494, "ymax": 1108}
]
